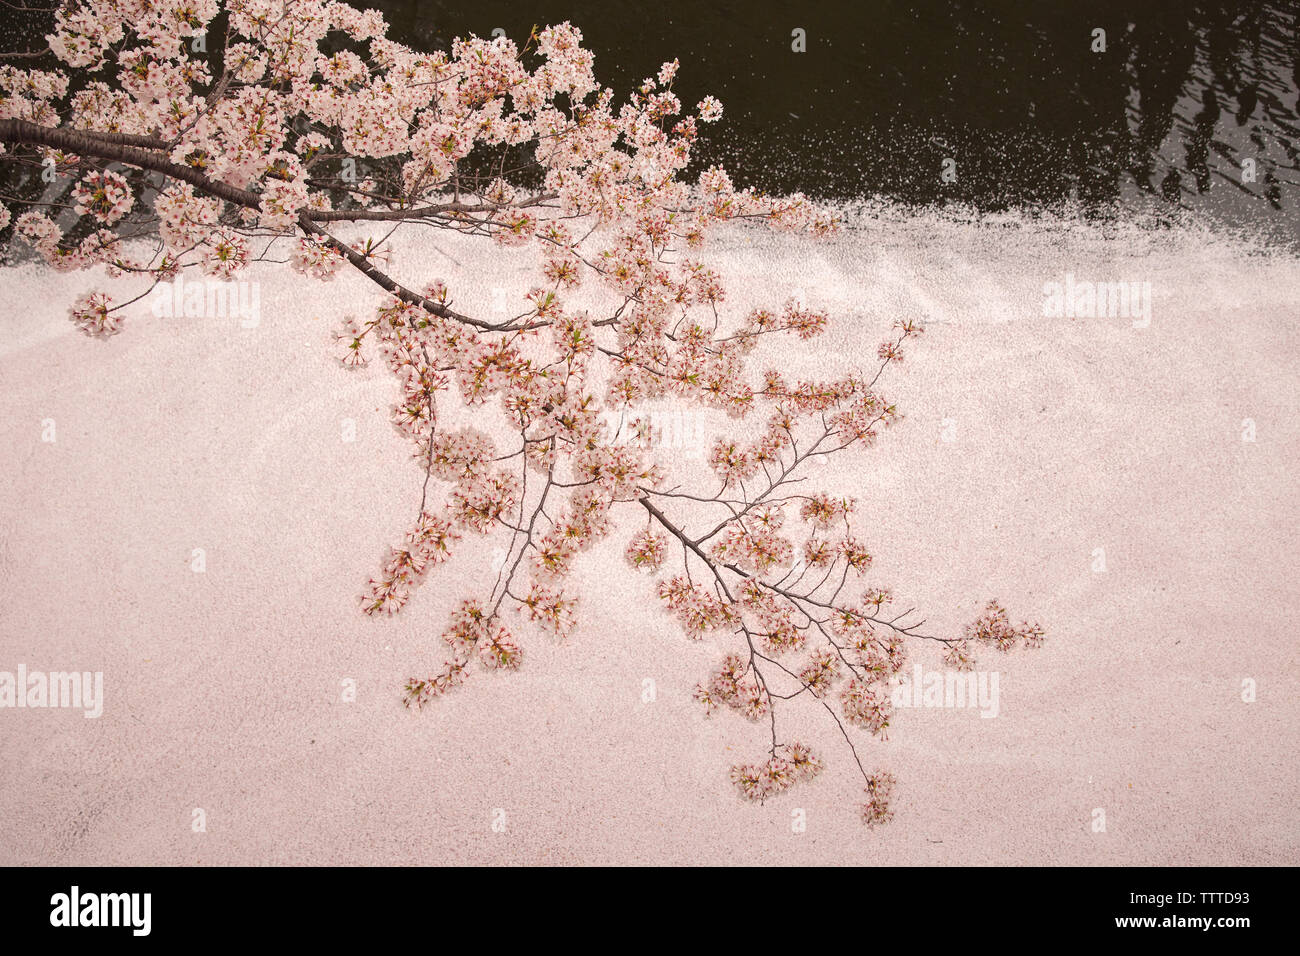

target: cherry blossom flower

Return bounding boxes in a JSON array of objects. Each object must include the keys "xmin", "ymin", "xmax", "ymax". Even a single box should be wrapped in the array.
[
  {"xmin": 201, "ymin": 229, "xmax": 250, "ymax": 279},
  {"xmin": 861, "ymin": 772, "xmax": 897, "ymax": 828},
  {"xmin": 965, "ymin": 600, "xmax": 1046, "ymax": 653},
  {"xmin": 0, "ymin": 4, "xmax": 1045, "ymax": 826},
  {"xmin": 290, "ymin": 238, "xmax": 345, "ymax": 280},
  {"xmin": 71, "ymin": 170, "xmax": 133, "ymax": 224},
  {"xmin": 68, "ymin": 291, "xmax": 119, "ymax": 337},
  {"xmin": 625, "ymin": 528, "xmax": 667, "ymax": 572},
  {"xmin": 841, "ymin": 678, "xmax": 892, "ymax": 737}
]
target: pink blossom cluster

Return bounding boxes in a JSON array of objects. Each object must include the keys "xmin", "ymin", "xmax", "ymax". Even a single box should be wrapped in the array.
[
  {"xmin": 361, "ymin": 511, "xmax": 458, "ymax": 617},
  {"xmin": 444, "ymin": 599, "xmax": 522, "ymax": 669},
  {"xmin": 693, "ymin": 654, "xmax": 767, "ymax": 721},
  {"xmin": 711, "ymin": 511, "xmax": 795, "ymax": 576},
  {"xmin": 0, "ymin": 3, "xmax": 1049, "ymax": 826},
  {"xmin": 624, "ymin": 528, "xmax": 667, "ymax": 572},
  {"xmin": 840, "ymin": 678, "xmax": 893, "ymax": 737},
  {"xmin": 729, "ymin": 743, "xmax": 822, "ymax": 802},
  {"xmin": 201, "ymin": 230, "xmax": 251, "ymax": 279},
  {"xmin": 861, "ymin": 771, "xmax": 897, "ymax": 828},
  {"xmin": 944, "ymin": 600, "xmax": 1046, "ymax": 670},
  {"xmin": 68, "ymin": 291, "xmax": 121, "ymax": 337},
  {"xmin": 658, "ymin": 576, "xmax": 738, "ymax": 639},
  {"xmin": 290, "ymin": 238, "xmax": 344, "ymax": 280},
  {"xmin": 71, "ymin": 170, "xmax": 133, "ymax": 224},
  {"xmin": 403, "ymin": 598, "xmax": 522, "ymax": 707},
  {"xmin": 5, "ymin": 0, "xmax": 838, "ymax": 349},
  {"xmin": 737, "ymin": 579, "xmax": 804, "ymax": 654}
]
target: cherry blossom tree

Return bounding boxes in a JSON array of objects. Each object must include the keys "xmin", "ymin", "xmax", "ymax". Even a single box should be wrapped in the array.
[{"xmin": 0, "ymin": 0, "xmax": 1043, "ymax": 826}]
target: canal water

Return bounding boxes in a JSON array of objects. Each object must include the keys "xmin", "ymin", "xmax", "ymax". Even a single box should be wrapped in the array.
[
  {"xmin": 377, "ymin": 0, "xmax": 1300, "ymax": 246},
  {"xmin": 3, "ymin": 0, "xmax": 1299, "ymax": 246}
]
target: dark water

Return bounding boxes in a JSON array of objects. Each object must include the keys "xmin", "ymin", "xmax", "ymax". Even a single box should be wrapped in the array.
[
  {"xmin": 377, "ymin": 0, "xmax": 1300, "ymax": 244},
  {"xmin": 5, "ymin": 0, "xmax": 1300, "ymax": 244}
]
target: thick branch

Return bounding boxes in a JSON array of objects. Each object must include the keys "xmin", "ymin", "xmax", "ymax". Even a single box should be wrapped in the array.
[
  {"xmin": 296, "ymin": 213, "xmax": 496, "ymax": 330},
  {"xmin": 0, "ymin": 120, "xmax": 556, "ymax": 223},
  {"xmin": 0, "ymin": 118, "xmax": 262, "ymax": 210},
  {"xmin": 0, "ymin": 119, "xmax": 501, "ymax": 330}
]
